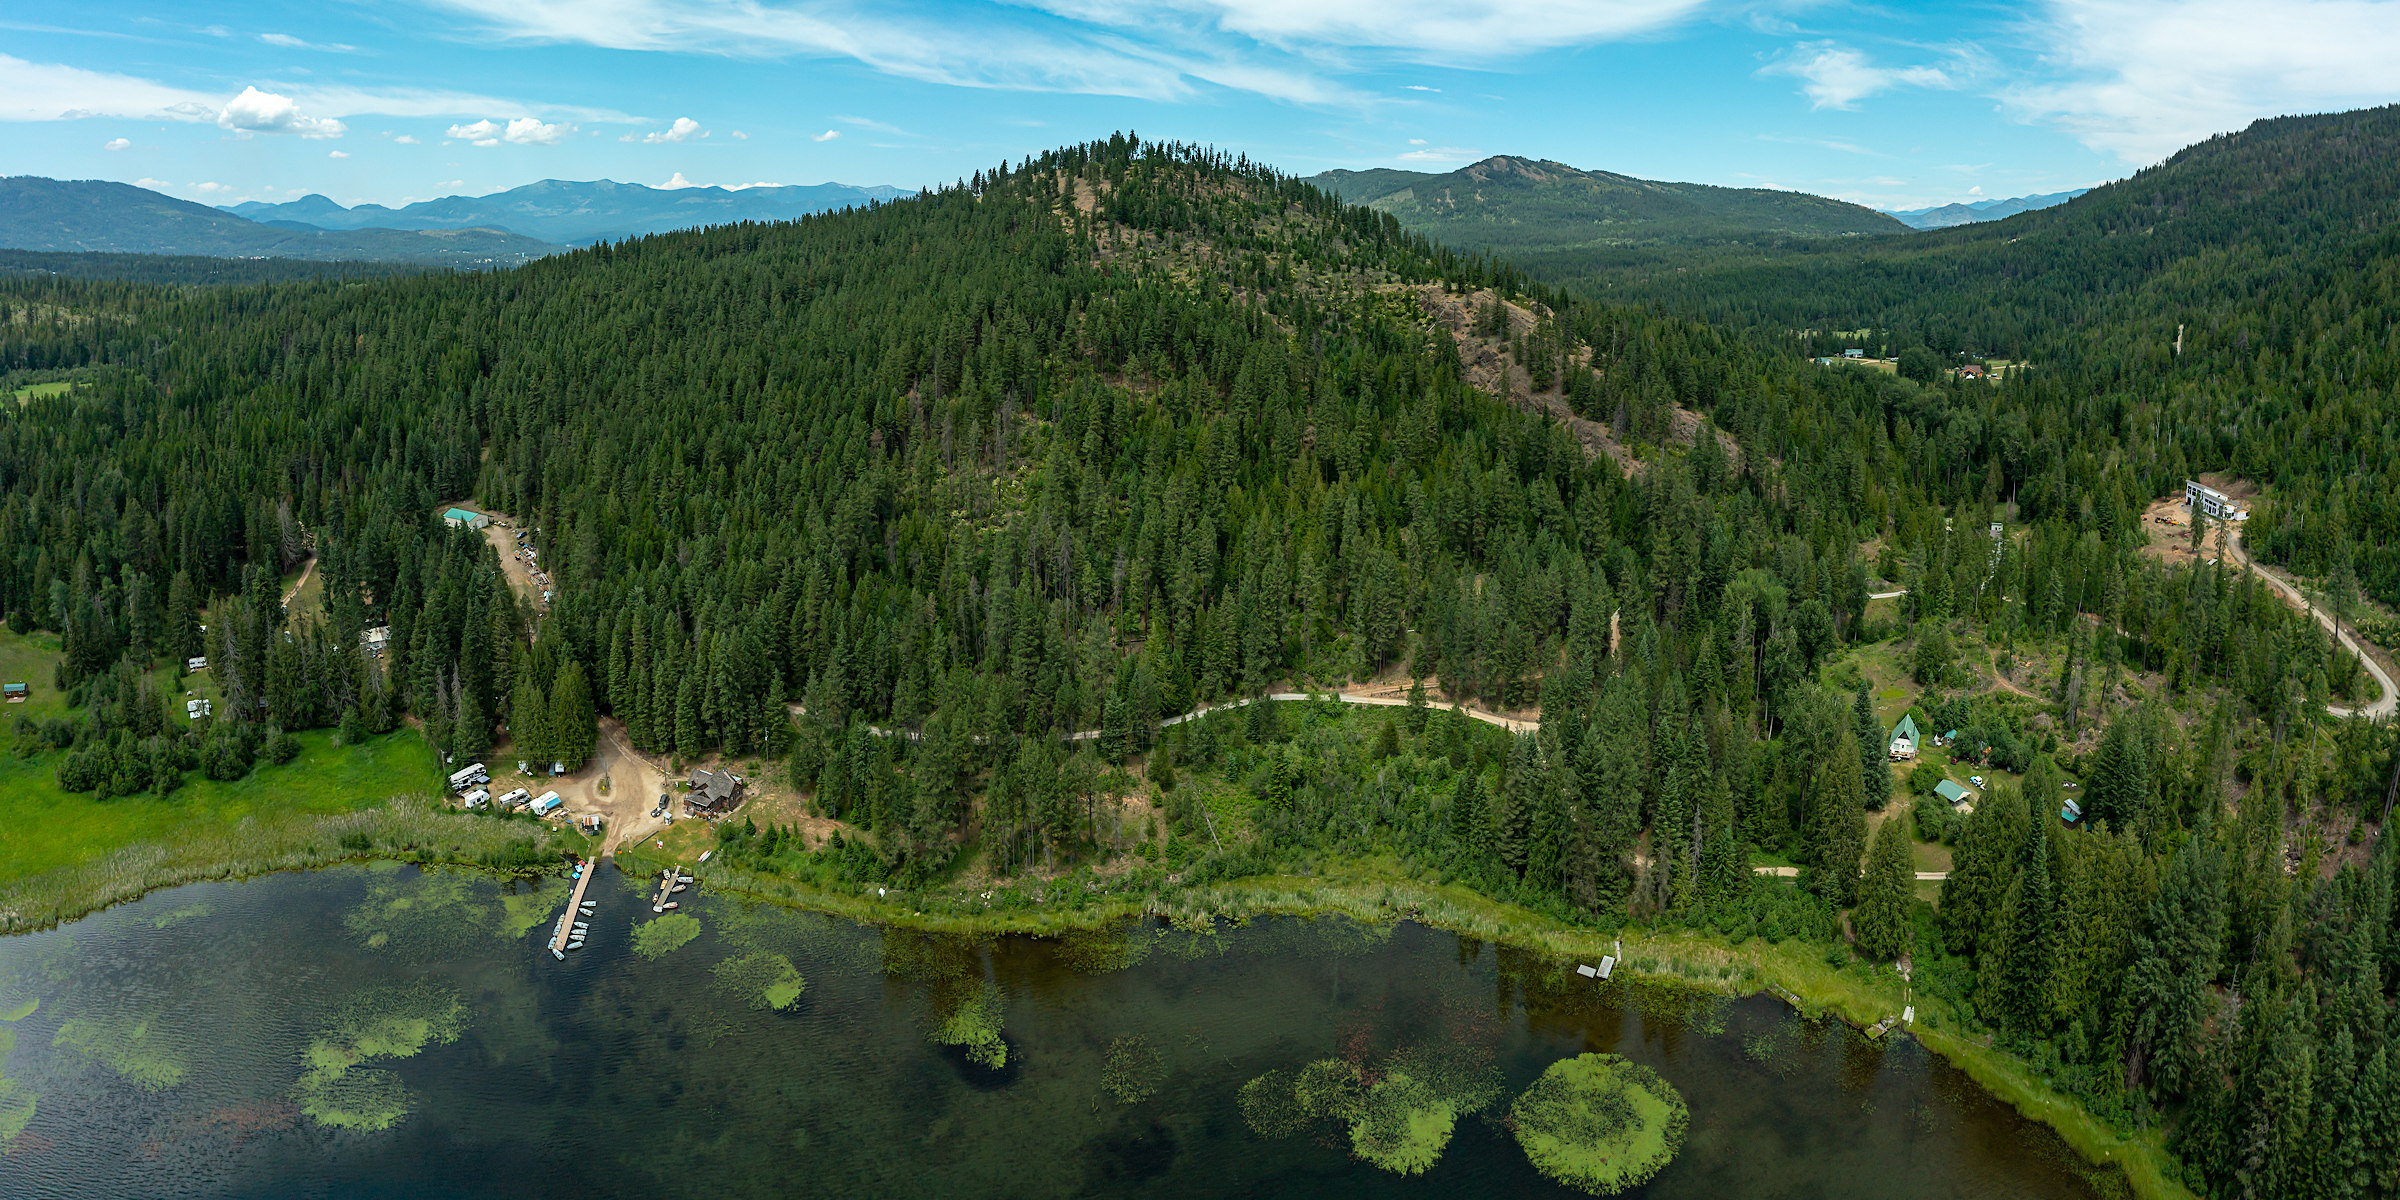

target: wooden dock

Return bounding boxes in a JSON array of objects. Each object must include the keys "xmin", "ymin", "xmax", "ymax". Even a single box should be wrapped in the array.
[{"xmin": 551, "ymin": 856, "xmax": 600, "ymax": 958}]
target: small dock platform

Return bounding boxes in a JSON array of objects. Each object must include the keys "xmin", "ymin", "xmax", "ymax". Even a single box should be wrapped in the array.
[{"xmin": 551, "ymin": 856, "xmax": 600, "ymax": 958}]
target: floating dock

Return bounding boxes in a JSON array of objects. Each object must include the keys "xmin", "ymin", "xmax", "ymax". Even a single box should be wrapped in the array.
[{"xmin": 551, "ymin": 856, "xmax": 599, "ymax": 958}]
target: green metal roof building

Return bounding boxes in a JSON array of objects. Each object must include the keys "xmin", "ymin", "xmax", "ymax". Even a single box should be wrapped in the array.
[
  {"xmin": 442, "ymin": 507, "xmax": 490, "ymax": 531},
  {"xmin": 1934, "ymin": 778, "xmax": 1972, "ymax": 804}
]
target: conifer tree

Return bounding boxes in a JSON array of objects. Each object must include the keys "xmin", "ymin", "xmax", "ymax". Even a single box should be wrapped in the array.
[
  {"xmin": 550, "ymin": 660, "xmax": 596, "ymax": 770},
  {"xmin": 1802, "ymin": 728, "xmax": 1869, "ymax": 906},
  {"xmin": 2000, "ymin": 817, "xmax": 2056, "ymax": 1035},
  {"xmin": 510, "ymin": 664, "xmax": 551, "ymax": 767},
  {"xmin": 1854, "ymin": 812, "xmax": 1915, "ymax": 961},
  {"xmin": 1853, "ymin": 684, "xmax": 1892, "ymax": 809}
]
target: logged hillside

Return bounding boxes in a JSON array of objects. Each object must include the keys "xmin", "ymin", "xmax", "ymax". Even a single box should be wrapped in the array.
[
  {"xmin": 0, "ymin": 136, "xmax": 2396, "ymax": 1200},
  {"xmin": 1307, "ymin": 155, "xmax": 1907, "ymax": 251}
]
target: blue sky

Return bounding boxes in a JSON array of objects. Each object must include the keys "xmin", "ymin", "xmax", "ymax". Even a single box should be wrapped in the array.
[{"xmin": 6, "ymin": 1, "xmax": 2398, "ymax": 212}]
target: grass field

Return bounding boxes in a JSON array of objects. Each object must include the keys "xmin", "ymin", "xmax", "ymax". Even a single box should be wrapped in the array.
[
  {"xmin": 0, "ymin": 629, "xmax": 454, "ymax": 912},
  {"xmin": 8, "ymin": 382, "xmax": 74, "ymax": 403}
]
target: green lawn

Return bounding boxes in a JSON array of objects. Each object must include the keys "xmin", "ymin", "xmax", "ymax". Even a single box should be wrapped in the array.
[
  {"xmin": 0, "ymin": 630, "xmax": 440, "ymax": 886},
  {"xmin": 8, "ymin": 382, "xmax": 73, "ymax": 404}
]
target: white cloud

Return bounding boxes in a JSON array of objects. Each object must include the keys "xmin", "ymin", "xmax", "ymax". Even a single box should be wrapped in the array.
[
  {"xmin": 729, "ymin": 129, "xmax": 748, "ymax": 139},
  {"xmin": 1760, "ymin": 43, "xmax": 1960, "ymax": 110},
  {"xmin": 0, "ymin": 54, "xmax": 219, "ymax": 122},
  {"xmin": 192, "ymin": 181, "xmax": 233, "ymax": 194},
  {"xmin": 1397, "ymin": 144, "xmax": 1477, "ymax": 163},
  {"xmin": 1407, "ymin": 137, "xmax": 1426, "ymax": 144},
  {"xmin": 448, "ymin": 116, "xmax": 572, "ymax": 145},
  {"xmin": 135, "ymin": 177, "xmax": 170, "ymax": 190},
  {"xmin": 218, "ymin": 86, "xmax": 347, "ymax": 137},
  {"xmin": 1402, "ymin": 84, "xmax": 1439, "ymax": 92},
  {"xmin": 1034, "ymin": 0, "xmax": 1710, "ymax": 57},
  {"xmin": 329, "ymin": 149, "xmax": 350, "ymax": 158},
  {"xmin": 812, "ymin": 129, "xmax": 840, "ymax": 142},
  {"xmin": 659, "ymin": 171, "xmax": 702, "ymax": 189},
  {"xmin": 260, "ymin": 32, "xmax": 355, "ymax": 52},
  {"xmin": 395, "ymin": 134, "xmax": 420, "ymax": 143},
  {"xmin": 641, "ymin": 115, "xmax": 705, "ymax": 142},
  {"xmin": 103, "ymin": 136, "xmax": 130, "ymax": 150},
  {"xmin": 2005, "ymin": 0, "xmax": 2400, "ymax": 162}
]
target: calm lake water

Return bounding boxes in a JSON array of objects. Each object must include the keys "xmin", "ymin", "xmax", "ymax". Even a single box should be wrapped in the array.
[{"xmin": 0, "ymin": 861, "xmax": 2120, "ymax": 1199}]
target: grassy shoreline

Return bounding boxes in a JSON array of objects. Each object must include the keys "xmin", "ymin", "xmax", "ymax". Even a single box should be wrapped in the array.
[
  {"xmin": 619, "ymin": 843, "xmax": 2184, "ymax": 1200},
  {"xmin": 0, "ymin": 797, "xmax": 565, "ymax": 935}
]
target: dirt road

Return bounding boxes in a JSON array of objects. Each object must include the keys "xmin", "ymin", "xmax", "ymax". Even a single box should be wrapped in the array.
[
  {"xmin": 2227, "ymin": 527, "xmax": 2398, "ymax": 719},
  {"xmin": 538, "ymin": 720, "xmax": 673, "ymax": 854},
  {"xmin": 472, "ymin": 510, "xmax": 548, "ymax": 614}
]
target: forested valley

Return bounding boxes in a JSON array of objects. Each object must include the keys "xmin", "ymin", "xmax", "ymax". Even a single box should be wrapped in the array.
[{"xmin": 2, "ymin": 126, "xmax": 2398, "ymax": 1199}]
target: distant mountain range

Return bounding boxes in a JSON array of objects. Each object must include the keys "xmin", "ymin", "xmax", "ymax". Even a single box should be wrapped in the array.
[
  {"xmin": 1887, "ymin": 189, "xmax": 2089, "ymax": 230},
  {"xmin": 1304, "ymin": 156, "xmax": 1910, "ymax": 250},
  {"xmin": 222, "ymin": 178, "xmax": 911, "ymax": 247},
  {"xmin": 0, "ymin": 177, "xmax": 558, "ymax": 266},
  {"xmin": 0, "ymin": 175, "xmax": 911, "ymax": 268}
]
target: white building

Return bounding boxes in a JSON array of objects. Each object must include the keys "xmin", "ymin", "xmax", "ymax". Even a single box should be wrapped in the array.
[{"xmin": 2185, "ymin": 480, "xmax": 2248, "ymax": 522}]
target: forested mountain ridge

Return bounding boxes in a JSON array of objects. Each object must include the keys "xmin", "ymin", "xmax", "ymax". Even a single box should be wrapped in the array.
[
  {"xmin": 1303, "ymin": 155, "xmax": 1908, "ymax": 251},
  {"xmin": 1535, "ymin": 105, "xmax": 2400, "ymax": 615},
  {"xmin": 0, "ymin": 177, "xmax": 560, "ymax": 265},
  {"xmin": 0, "ymin": 134, "xmax": 2394, "ymax": 1200}
]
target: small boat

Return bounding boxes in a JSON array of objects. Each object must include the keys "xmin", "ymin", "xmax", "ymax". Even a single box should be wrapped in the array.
[
  {"xmin": 652, "ymin": 904, "xmax": 664, "ymax": 913},
  {"xmin": 566, "ymin": 941, "xmax": 583, "ymax": 951},
  {"xmin": 677, "ymin": 875, "xmax": 693, "ymax": 884},
  {"xmin": 671, "ymin": 884, "xmax": 686, "ymax": 893},
  {"xmin": 662, "ymin": 902, "xmax": 679, "ymax": 910},
  {"xmin": 551, "ymin": 948, "xmax": 565, "ymax": 961}
]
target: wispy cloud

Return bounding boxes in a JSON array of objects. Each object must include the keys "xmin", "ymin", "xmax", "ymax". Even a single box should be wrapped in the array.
[
  {"xmin": 1760, "ymin": 42, "xmax": 1965, "ymax": 110},
  {"xmin": 1397, "ymin": 144, "xmax": 1477, "ymax": 163},
  {"xmin": 260, "ymin": 32, "xmax": 356, "ymax": 52},
  {"xmin": 812, "ymin": 129, "xmax": 841, "ymax": 142},
  {"xmin": 2003, "ymin": 0, "xmax": 2400, "ymax": 162},
  {"xmin": 103, "ymin": 136, "xmax": 129, "ymax": 150}
]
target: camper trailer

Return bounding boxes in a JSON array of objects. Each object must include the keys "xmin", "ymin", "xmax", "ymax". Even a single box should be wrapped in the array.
[
  {"xmin": 529, "ymin": 791, "xmax": 564, "ymax": 817},
  {"xmin": 447, "ymin": 762, "xmax": 490, "ymax": 793}
]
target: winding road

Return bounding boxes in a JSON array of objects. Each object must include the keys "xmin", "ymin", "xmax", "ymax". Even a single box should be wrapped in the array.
[{"xmin": 2226, "ymin": 527, "xmax": 2398, "ymax": 719}]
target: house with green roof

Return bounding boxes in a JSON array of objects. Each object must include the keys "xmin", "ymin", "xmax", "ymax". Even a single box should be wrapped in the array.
[
  {"xmin": 1888, "ymin": 713, "xmax": 1920, "ymax": 761},
  {"xmin": 1934, "ymin": 778, "xmax": 1972, "ymax": 805},
  {"xmin": 442, "ymin": 507, "xmax": 490, "ymax": 531}
]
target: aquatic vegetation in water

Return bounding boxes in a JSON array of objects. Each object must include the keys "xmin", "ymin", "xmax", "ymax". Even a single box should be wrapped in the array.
[
  {"xmin": 1056, "ymin": 923, "xmax": 1154, "ymax": 974},
  {"xmin": 292, "ymin": 982, "xmax": 470, "ymax": 1131},
  {"xmin": 712, "ymin": 952, "xmax": 807, "ymax": 1010},
  {"xmin": 346, "ymin": 868, "xmax": 554, "ymax": 956},
  {"xmin": 1509, "ymin": 1053, "xmax": 1688, "ymax": 1195},
  {"xmin": 150, "ymin": 903, "xmax": 212, "ymax": 930},
  {"xmin": 1241, "ymin": 1049, "xmax": 1499, "ymax": 1176},
  {"xmin": 1102, "ymin": 1035, "xmax": 1165, "ymax": 1103},
  {"xmin": 0, "ymin": 1027, "xmax": 34, "ymax": 1146},
  {"xmin": 52, "ymin": 1013, "xmax": 187, "ymax": 1091},
  {"xmin": 632, "ymin": 912, "xmax": 703, "ymax": 959},
  {"xmin": 0, "ymin": 998, "xmax": 34, "ymax": 1023},
  {"xmin": 931, "ymin": 979, "xmax": 1007, "ymax": 1069}
]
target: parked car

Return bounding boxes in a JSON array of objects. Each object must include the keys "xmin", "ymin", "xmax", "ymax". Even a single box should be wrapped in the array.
[{"xmin": 1969, "ymin": 776, "xmax": 1986, "ymax": 788}]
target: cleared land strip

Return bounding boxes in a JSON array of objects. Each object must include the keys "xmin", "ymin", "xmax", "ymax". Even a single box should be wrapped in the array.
[{"xmin": 2225, "ymin": 527, "xmax": 2397, "ymax": 719}]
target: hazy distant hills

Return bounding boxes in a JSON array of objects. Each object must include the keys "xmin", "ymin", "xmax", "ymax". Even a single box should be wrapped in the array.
[
  {"xmin": 1304, "ymin": 156, "xmax": 1910, "ymax": 250},
  {"xmin": 1888, "ymin": 189, "xmax": 2090, "ymax": 230},
  {"xmin": 223, "ymin": 178, "xmax": 911, "ymax": 246},
  {"xmin": 0, "ymin": 177, "xmax": 558, "ymax": 266}
]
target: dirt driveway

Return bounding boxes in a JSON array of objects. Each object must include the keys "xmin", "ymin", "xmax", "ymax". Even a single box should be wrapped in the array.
[
  {"xmin": 537, "ymin": 720, "xmax": 675, "ymax": 853},
  {"xmin": 472, "ymin": 509, "xmax": 549, "ymax": 613}
]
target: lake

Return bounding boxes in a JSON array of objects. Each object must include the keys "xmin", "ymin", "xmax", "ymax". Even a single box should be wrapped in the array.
[{"xmin": 0, "ymin": 861, "xmax": 2120, "ymax": 1199}]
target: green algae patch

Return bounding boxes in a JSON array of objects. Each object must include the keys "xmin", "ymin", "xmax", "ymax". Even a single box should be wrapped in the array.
[
  {"xmin": 293, "ymin": 983, "xmax": 469, "ymax": 1131},
  {"xmin": 1102, "ymin": 1035, "xmax": 1165, "ymax": 1104},
  {"xmin": 0, "ymin": 1027, "xmax": 33, "ymax": 1145},
  {"xmin": 150, "ymin": 903, "xmax": 212, "ymax": 930},
  {"xmin": 1509, "ymin": 1053, "xmax": 1688, "ymax": 1195},
  {"xmin": 1056, "ymin": 923, "xmax": 1154, "ymax": 974},
  {"xmin": 1350, "ymin": 1071, "xmax": 1457, "ymax": 1175},
  {"xmin": 0, "ymin": 998, "xmax": 34, "ymax": 1023},
  {"xmin": 632, "ymin": 912, "xmax": 702, "ymax": 959},
  {"xmin": 932, "ymin": 979, "xmax": 1007, "ymax": 1069},
  {"xmin": 712, "ymin": 952, "xmax": 807, "ymax": 1010},
  {"xmin": 53, "ymin": 1013, "xmax": 186, "ymax": 1091}
]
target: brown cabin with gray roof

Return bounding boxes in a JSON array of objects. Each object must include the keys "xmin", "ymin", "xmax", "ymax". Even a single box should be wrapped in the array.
[{"xmin": 685, "ymin": 767, "xmax": 745, "ymax": 815}]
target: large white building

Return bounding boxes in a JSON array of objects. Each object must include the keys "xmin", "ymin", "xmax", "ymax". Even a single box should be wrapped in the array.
[{"xmin": 2185, "ymin": 480, "xmax": 2248, "ymax": 522}]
